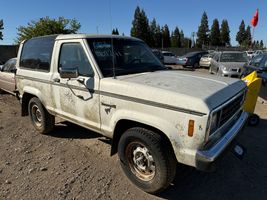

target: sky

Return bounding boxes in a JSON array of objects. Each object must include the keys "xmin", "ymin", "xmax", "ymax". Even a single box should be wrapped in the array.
[{"xmin": 1, "ymin": 0, "xmax": 266, "ymax": 46}]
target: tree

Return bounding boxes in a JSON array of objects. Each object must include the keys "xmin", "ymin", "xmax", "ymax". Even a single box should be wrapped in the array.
[
  {"xmin": 0, "ymin": 19, "xmax": 3, "ymax": 40},
  {"xmin": 130, "ymin": 6, "xmax": 151, "ymax": 46},
  {"xmin": 149, "ymin": 18, "xmax": 161, "ymax": 48},
  {"xmin": 243, "ymin": 26, "xmax": 252, "ymax": 47},
  {"xmin": 210, "ymin": 19, "xmax": 220, "ymax": 46},
  {"xmin": 16, "ymin": 17, "xmax": 81, "ymax": 43},
  {"xmin": 236, "ymin": 20, "xmax": 246, "ymax": 46},
  {"xmin": 260, "ymin": 40, "xmax": 264, "ymax": 48},
  {"xmin": 196, "ymin": 12, "xmax": 209, "ymax": 47},
  {"xmin": 220, "ymin": 19, "xmax": 230, "ymax": 46},
  {"xmin": 161, "ymin": 24, "xmax": 171, "ymax": 48},
  {"xmin": 112, "ymin": 28, "xmax": 119, "ymax": 35},
  {"xmin": 171, "ymin": 27, "xmax": 181, "ymax": 47}
]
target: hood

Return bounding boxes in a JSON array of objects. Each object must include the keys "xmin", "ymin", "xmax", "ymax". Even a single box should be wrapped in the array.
[
  {"xmin": 220, "ymin": 62, "xmax": 246, "ymax": 70},
  {"xmin": 101, "ymin": 70, "xmax": 246, "ymax": 114}
]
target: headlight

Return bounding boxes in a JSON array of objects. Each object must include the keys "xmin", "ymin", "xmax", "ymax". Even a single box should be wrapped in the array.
[
  {"xmin": 223, "ymin": 66, "xmax": 227, "ymax": 71},
  {"xmin": 210, "ymin": 112, "xmax": 219, "ymax": 134}
]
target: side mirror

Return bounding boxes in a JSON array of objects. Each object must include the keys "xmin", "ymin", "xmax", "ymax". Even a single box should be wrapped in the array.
[{"xmin": 59, "ymin": 67, "xmax": 79, "ymax": 79}]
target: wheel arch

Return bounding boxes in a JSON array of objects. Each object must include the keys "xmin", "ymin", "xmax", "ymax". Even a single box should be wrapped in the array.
[
  {"xmin": 110, "ymin": 119, "xmax": 176, "ymax": 158},
  {"xmin": 21, "ymin": 87, "xmax": 44, "ymax": 116}
]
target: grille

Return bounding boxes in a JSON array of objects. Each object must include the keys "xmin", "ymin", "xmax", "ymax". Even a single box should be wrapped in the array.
[
  {"xmin": 218, "ymin": 94, "xmax": 244, "ymax": 126},
  {"xmin": 208, "ymin": 91, "xmax": 245, "ymax": 140}
]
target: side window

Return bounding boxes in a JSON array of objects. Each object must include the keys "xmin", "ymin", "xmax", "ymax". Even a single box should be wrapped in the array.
[
  {"xmin": 213, "ymin": 54, "xmax": 219, "ymax": 62},
  {"xmin": 264, "ymin": 58, "xmax": 267, "ymax": 68},
  {"xmin": 59, "ymin": 43, "xmax": 94, "ymax": 77},
  {"xmin": 250, "ymin": 54, "xmax": 264, "ymax": 67},
  {"xmin": 4, "ymin": 59, "xmax": 16, "ymax": 72},
  {"xmin": 20, "ymin": 36, "xmax": 56, "ymax": 71}
]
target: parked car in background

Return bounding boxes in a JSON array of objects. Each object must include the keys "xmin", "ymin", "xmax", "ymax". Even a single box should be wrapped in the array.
[
  {"xmin": 199, "ymin": 53, "xmax": 214, "ymax": 68},
  {"xmin": 253, "ymin": 50, "xmax": 264, "ymax": 58},
  {"xmin": 245, "ymin": 50, "xmax": 254, "ymax": 60},
  {"xmin": 210, "ymin": 51, "xmax": 248, "ymax": 78},
  {"xmin": 152, "ymin": 49, "xmax": 164, "ymax": 63},
  {"xmin": 242, "ymin": 53, "xmax": 267, "ymax": 85},
  {"xmin": 0, "ymin": 57, "xmax": 17, "ymax": 94},
  {"xmin": 177, "ymin": 51, "xmax": 208, "ymax": 68},
  {"xmin": 162, "ymin": 51, "xmax": 178, "ymax": 64}
]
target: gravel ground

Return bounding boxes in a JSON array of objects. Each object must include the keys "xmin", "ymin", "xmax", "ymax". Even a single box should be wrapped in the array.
[{"xmin": 0, "ymin": 69, "xmax": 267, "ymax": 200}]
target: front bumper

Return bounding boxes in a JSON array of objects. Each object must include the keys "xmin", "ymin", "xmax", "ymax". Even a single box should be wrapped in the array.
[
  {"xmin": 221, "ymin": 70, "xmax": 241, "ymax": 78},
  {"xmin": 196, "ymin": 111, "xmax": 249, "ymax": 171}
]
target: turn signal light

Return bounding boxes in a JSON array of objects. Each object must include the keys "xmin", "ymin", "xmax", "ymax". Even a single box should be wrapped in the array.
[{"xmin": 188, "ymin": 120, "xmax": 194, "ymax": 137}]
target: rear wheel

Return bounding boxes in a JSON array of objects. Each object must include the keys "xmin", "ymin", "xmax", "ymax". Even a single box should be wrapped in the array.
[
  {"xmin": 118, "ymin": 127, "xmax": 177, "ymax": 194},
  {"xmin": 28, "ymin": 97, "xmax": 55, "ymax": 134}
]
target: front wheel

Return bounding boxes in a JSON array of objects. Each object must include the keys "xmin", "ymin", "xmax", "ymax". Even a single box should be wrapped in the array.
[
  {"xmin": 193, "ymin": 62, "xmax": 199, "ymax": 68},
  {"xmin": 28, "ymin": 97, "xmax": 55, "ymax": 134},
  {"xmin": 118, "ymin": 127, "xmax": 177, "ymax": 194}
]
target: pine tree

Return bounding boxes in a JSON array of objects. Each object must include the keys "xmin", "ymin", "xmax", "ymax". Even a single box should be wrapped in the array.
[
  {"xmin": 149, "ymin": 18, "xmax": 162, "ymax": 47},
  {"xmin": 220, "ymin": 19, "xmax": 230, "ymax": 46},
  {"xmin": 243, "ymin": 26, "xmax": 252, "ymax": 47},
  {"xmin": 260, "ymin": 40, "xmax": 264, "ymax": 48},
  {"xmin": 171, "ymin": 27, "xmax": 181, "ymax": 47},
  {"xmin": 210, "ymin": 19, "xmax": 220, "ymax": 46},
  {"xmin": 236, "ymin": 20, "xmax": 246, "ymax": 46},
  {"xmin": 196, "ymin": 12, "xmax": 209, "ymax": 47},
  {"xmin": 161, "ymin": 24, "xmax": 171, "ymax": 48},
  {"xmin": 130, "ymin": 6, "xmax": 151, "ymax": 46},
  {"xmin": 0, "ymin": 19, "xmax": 4, "ymax": 40},
  {"xmin": 112, "ymin": 28, "xmax": 119, "ymax": 35}
]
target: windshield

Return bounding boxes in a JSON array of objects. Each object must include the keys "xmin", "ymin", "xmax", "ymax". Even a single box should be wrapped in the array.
[
  {"xmin": 87, "ymin": 38, "xmax": 164, "ymax": 77},
  {"xmin": 220, "ymin": 52, "xmax": 248, "ymax": 62}
]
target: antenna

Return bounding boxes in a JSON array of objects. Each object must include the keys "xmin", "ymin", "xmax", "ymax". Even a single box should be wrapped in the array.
[{"xmin": 109, "ymin": 0, "xmax": 116, "ymax": 79}]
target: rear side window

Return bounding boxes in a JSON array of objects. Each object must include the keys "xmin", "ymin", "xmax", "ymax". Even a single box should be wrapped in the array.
[{"xmin": 20, "ymin": 36, "xmax": 56, "ymax": 71}]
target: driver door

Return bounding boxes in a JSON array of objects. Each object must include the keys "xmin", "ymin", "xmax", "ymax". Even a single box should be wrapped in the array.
[{"xmin": 51, "ymin": 40, "xmax": 101, "ymax": 132}]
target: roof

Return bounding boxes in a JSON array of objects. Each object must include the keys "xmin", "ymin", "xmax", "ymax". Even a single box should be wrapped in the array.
[
  {"xmin": 55, "ymin": 34, "xmax": 142, "ymax": 41},
  {"xmin": 24, "ymin": 34, "xmax": 142, "ymax": 43}
]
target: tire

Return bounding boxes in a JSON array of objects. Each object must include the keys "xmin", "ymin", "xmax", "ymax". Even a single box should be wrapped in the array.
[
  {"xmin": 193, "ymin": 62, "xmax": 199, "ymax": 68},
  {"xmin": 28, "ymin": 97, "xmax": 55, "ymax": 134},
  {"xmin": 248, "ymin": 114, "xmax": 260, "ymax": 126},
  {"xmin": 118, "ymin": 127, "xmax": 177, "ymax": 194}
]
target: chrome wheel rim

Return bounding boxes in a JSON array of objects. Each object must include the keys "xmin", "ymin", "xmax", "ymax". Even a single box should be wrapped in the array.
[
  {"xmin": 31, "ymin": 104, "xmax": 42, "ymax": 127},
  {"xmin": 126, "ymin": 142, "xmax": 156, "ymax": 181}
]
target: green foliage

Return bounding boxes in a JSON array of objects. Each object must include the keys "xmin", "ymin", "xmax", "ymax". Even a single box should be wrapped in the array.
[
  {"xmin": 196, "ymin": 12, "xmax": 209, "ymax": 47},
  {"xmin": 149, "ymin": 18, "xmax": 162, "ymax": 48},
  {"xmin": 236, "ymin": 20, "xmax": 246, "ymax": 46},
  {"xmin": 130, "ymin": 6, "xmax": 151, "ymax": 46},
  {"xmin": 162, "ymin": 24, "xmax": 171, "ymax": 48},
  {"xmin": 171, "ymin": 27, "xmax": 181, "ymax": 47},
  {"xmin": 260, "ymin": 40, "xmax": 264, "ymax": 48},
  {"xmin": 0, "ymin": 19, "xmax": 3, "ymax": 40},
  {"xmin": 220, "ymin": 19, "xmax": 230, "ymax": 46},
  {"xmin": 243, "ymin": 26, "xmax": 252, "ymax": 47},
  {"xmin": 16, "ymin": 16, "xmax": 81, "ymax": 43},
  {"xmin": 112, "ymin": 28, "xmax": 119, "ymax": 35},
  {"xmin": 210, "ymin": 19, "xmax": 220, "ymax": 46}
]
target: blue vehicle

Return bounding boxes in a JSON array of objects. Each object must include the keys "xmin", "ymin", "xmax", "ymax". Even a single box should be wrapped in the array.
[
  {"xmin": 177, "ymin": 51, "xmax": 208, "ymax": 68},
  {"xmin": 242, "ymin": 53, "xmax": 267, "ymax": 85}
]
